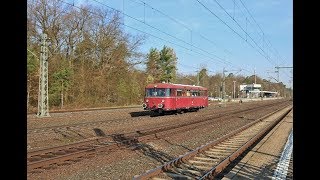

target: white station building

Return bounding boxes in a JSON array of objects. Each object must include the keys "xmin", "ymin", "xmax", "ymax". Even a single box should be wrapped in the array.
[{"xmin": 239, "ymin": 84, "xmax": 278, "ymax": 98}]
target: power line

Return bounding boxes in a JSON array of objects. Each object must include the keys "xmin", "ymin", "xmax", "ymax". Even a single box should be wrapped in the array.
[
  {"xmin": 174, "ymin": 47, "xmax": 250, "ymax": 74},
  {"xmin": 90, "ymin": 0, "xmax": 256, "ymax": 75},
  {"xmin": 239, "ymin": 0, "xmax": 264, "ymax": 36},
  {"xmin": 265, "ymin": 36, "xmax": 289, "ymax": 66},
  {"xmin": 239, "ymin": 0, "xmax": 289, "ymax": 66},
  {"xmin": 212, "ymin": 0, "xmax": 277, "ymax": 66},
  {"xmin": 58, "ymin": 0, "xmax": 239, "ymax": 70},
  {"xmin": 59, "ymin": 0, "xmax": 254, "ymax": 76},
  {"xmin": 92, "ymin": 0, "xmax": 248, "ymax": 64},
  {"xmin": 136, "ymin": 0, "xmax": 192, "ymax": 32},
  {"xmin": 199, "ymin": 1, "xmax": 291, "ymax": 84},
  {"xmin": 229, "ymin": 0, "xmax": 288, "ymax": 67},
  {"xmin": 232, "ymin": 1, "xmax": 269, "ymax": 54},
  {"xmin": 90, "ymin": 0, "xmax": 233, "ymax": 66},
  {"xmin": 177, "ymin": 62, "xmax": 218, "ymax": 74},
  {"xmin": 129, "ymin": 0, "xmax": 234, "ymax": 61},
  {"xmin": 196, "ymin": 0, "xmax": 273, "ymax": 67}
]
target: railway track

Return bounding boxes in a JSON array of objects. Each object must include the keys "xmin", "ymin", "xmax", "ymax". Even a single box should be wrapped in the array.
[
  {"xmin": 27, "ymin": 105, "xmax": 141, "ymax": 115},
  {"xmin": 27, "ymin": 100, "xmax": 290, "ymax": 173},
  {"xmin": 27, "ymin": 100, "xmax": 288, "ymax": 135},
  {"xmin": 133, "ymin": 106, "xmax": 292, "ymax": 179},
  {"xmin": 27, "ymin": 109, "xmax": 153, "ymax": 134}
]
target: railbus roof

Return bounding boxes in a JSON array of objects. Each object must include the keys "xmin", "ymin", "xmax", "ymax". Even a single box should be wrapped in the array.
[{"xmin": 145, "ymin": 82, "xmax": 207, "ymax": 90}]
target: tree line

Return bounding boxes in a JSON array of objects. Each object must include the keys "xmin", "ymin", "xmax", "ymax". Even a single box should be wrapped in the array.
[{"xmin": 27, "ymin": 0, "xmax": 291, "ymax": 112}]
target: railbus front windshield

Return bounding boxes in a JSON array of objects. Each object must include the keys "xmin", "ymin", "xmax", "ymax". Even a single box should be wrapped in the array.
[{"xmin": 145, "ymin": 88, "xmax": 171, "ymax": 97}]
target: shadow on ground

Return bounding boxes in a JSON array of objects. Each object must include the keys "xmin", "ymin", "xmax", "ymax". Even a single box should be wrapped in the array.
[{"xmin": 130, "ymin": 110, "xmax": 193, "ymax": 117}]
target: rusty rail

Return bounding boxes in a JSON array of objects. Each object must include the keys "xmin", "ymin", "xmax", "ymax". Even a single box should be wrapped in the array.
[
  {"xmin": 27, "ymin": 100, "xmax": 291, "ymax": 173},
  {"xmin": 133, "ymin": 105, "xmax": 292, "ymax": 179}
]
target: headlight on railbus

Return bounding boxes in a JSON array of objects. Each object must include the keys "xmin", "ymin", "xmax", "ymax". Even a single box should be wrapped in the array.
[
  {"xmin": 158, "ymin": 104, "xmax": 164, "ymax": 108},
  {"xmin": 142, "ymin": 103, "xmax": 147, "ymax": 108}
]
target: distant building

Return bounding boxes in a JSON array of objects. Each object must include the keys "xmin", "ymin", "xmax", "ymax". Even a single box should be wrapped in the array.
[{"xmin": 239, "ymin": 83, "xmax": 278, "ymax": 98}]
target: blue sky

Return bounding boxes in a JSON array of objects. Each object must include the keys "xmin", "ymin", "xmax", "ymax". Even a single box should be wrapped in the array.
[{"xmin": 75, "ymin": 0, "xmax": 293, "ymax": 88}]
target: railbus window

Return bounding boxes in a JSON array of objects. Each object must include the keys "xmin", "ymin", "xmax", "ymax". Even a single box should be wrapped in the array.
[
  {"xmin": 145, "ymin": 89, "xmax": 152, "ymax": 97},
  {"xmin": 170, "ymin": 88, "xmax": 176, "ymax": 96},
  {"xmin": 182, "ymin": 89, "xmax": 187, "ymax": 96},
  {"xmin": 165, "ymin": 88, "xmax": 171, "ymax": 97},
  {"xmin": 177, "ymin": 89, "xmax": 182, "ymax": 96},
  {"xmin": 146, "ymin": 88, "xmax": 171, "ymax": 97},
  {"xmin": 200, "ymin": 90, "xmax": 207, "ymax": 96},
  {"xmin": 158, "ymin": 89, "xmax": 165, "ymax": 97},
  {"xmin": 191, "ymin": 90, "xmax": 200, "ymax": 96},
  {"xmin": 186, "ymin": 90, "xmax": 191, "ymax": 96}
]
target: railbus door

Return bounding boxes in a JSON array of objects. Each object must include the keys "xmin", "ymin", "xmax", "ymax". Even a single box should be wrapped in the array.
[{"xmin": 176, "ymin": 89, "xmax": 184, "ymax": 110}]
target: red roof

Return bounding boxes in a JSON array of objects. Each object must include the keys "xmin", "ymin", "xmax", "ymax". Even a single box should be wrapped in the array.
[{"xmin": 145, "ymin": 83, "xmax": 207, "ymax": 90}]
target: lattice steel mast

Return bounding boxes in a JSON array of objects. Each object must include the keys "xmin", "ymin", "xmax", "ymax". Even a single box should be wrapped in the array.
[{"xmin": 37, "ymin": 33, "xmax": 50, "ymax": 117}]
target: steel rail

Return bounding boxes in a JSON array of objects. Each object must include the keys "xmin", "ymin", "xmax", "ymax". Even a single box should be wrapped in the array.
[
  {"xmin": 28, "ymin": 100, "xmax": 288, "ymax": 134},
  {"xmin": 27, "ymin": 101, "xmax": 290, "ymax": 172},
  {"xmin": 133, "ymin": 105, "xmax": 292, "ymax": 179}
]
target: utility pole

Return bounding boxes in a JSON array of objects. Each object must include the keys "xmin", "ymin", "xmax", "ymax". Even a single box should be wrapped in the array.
[
  {"xmin": 220, "ymin": 68, "xmax": 228, "ymax": 107},
  {"xmin": 254, "ymin": 68, "xmax": 256, "ymax": 84},
  {"xmin": 275, "ymin": 66, "xmax": 293, "ymax": 83},
  {"xmin": 37, "ymin": 33, "xmax": 50, "ymax": 117},
  {"xmin": 275, "ymin": 66, "xmax": 293, "ymax": 98},
  {"xmin": 289, "ymin": 78, "xmax": 293, "ymax": 98},
  {"xmin": 221, "ymin": 68, "xmax": 241, "ymax": 100},
  {"xmin": 196, "ymin": 66, "xmax": 201, "ymax": 86},
  {"xmin": 197, "ymin": 71, "xmax": 200, "ymax": 86},
  {"xmin": 233, "ymin": 81, "xmax": 236, "ymax": 99},
  {"xmin": 222, "ymin": 67, "xmax": 226, "ymax": 100}
]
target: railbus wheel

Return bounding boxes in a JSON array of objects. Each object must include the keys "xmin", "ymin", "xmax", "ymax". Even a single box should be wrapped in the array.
[{"xmin": 157, "ymin": 109, "xmax": 164, "ymax": 115}]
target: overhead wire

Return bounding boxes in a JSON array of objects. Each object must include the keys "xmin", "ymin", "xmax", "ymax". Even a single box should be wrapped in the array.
[
  {"xmin": 196, "ymin": 0, "xmax": 292, "ymax": 81},
  {"xmin": 94, "ymin": 0, "xmax": 256, "ymax": 75},
  {"xmin": 127, "ymin": 0, "xmax": 247, "ymax": 74},
  {"xmin": 196, "ymin": 0, "xmax": 264, "ymax": 60},
  {"xmin": 238, "ymin": 0, "xmax": 292, "ymax": 84},
  {"xmin": 58, "ymin": 0, "xmax": 247, "ymax": 75},
  {"xmin": 90, "ymin": 0, "xmax": 233, "ymax": 67},
  {"xmin": 212, "ymin": 0, "xmax": 277, "ymax": 66},
  {"xmin": 60, "ymin": 0, "xmax": 259, "ymax": 76},
  {"xmin": 134, "ymin": 0, "xmax": 234, "ymax": 59},
  {"xmin": 239, "ymin": 0, "xmax": 290, "ymax": 66},
  {"xmin": 127, "ymin": 0, "xmax": 256, "ymax": 74}
]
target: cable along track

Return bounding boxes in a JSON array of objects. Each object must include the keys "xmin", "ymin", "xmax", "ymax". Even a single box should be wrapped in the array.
[{"xmin": 133, "ymin": 105, "xmax": 292, "ymax": 179}]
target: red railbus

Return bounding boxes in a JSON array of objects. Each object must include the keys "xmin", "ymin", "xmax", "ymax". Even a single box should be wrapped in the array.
[{"xmin": 142, "ymin": 83, "xmax": 208, "ymax": 114}]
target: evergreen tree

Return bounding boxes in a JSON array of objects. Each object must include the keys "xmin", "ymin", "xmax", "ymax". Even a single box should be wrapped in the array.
[
  {"xmin": 159, "ymin": 46, "xmax": 177, "ymax": 83},
  {"xmin": 198, "ymin": 68, "xmax": 209, "ymax": 86},
  {"xmin": 145, "ymin": 48, "xmax": 161, "ymax": 83}
]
